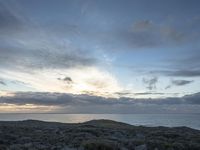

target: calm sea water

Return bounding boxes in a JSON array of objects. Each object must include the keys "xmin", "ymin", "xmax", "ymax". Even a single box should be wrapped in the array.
[{"xmin": 0, "ymin": 114, "xmax": 199, "ymax": 130}]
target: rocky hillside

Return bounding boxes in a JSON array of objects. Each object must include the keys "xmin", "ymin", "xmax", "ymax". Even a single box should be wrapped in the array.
[{"xmin": 0, "ymin": 119, "xmax": 200, "ymax": 150}]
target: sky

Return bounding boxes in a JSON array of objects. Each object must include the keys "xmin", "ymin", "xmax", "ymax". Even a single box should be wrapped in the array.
[{"xmin": 0, "ymin": 0, "xmax": 200, "ymax": 113}]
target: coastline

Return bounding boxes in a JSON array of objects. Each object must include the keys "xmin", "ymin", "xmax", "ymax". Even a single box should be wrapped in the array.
[
  {"xmin": 0, "ymin": 113, "xmax": 199, "ymax": 130},
  {"xmin": 0, "ymin": 119, "xmax": 200, "ymax": 150}
]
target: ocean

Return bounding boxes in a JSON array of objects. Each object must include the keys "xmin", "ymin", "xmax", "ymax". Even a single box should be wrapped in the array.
[{"xmin": 0, "ymin": 113, "xmax": 199, "ymax": 130}]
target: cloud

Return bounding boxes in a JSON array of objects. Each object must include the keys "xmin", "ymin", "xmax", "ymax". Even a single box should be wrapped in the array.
[
  {"xmin": 63, "ymin": 67, "xmax": 121, "ymax": 96},
  {"xmin": 134, "ymin": 92, "xmax": 165, "ymax": 95},
  {"xmin": 122, "ymin": 19, "xmax": 188, "ymax": 48},
  {"xmin": 0, "ymin": 40, "xmax": 96, "ymax": 71},
  {"xmin": 0, "ymin": 2, "xmax": 199, "ymax": 75},
  {"xmin": 0, "ymin": 91, "xmax": 200, "ymax": 113},
  {"xmin": 171, "ymin": 80, "xmax": 193, "ymax": 86},
  {"xmin": 115, "ymin": 15, "xmax": 200, "ymax": 50},
  {"xmin": 142, "ymin": 77, "xmax": 158, "ymax": 90},
  {"xmin": 0, "ymin": 0, "xmax": 199, "ymax": 101},
  {"xmin": 183, "ymin": 92, "xmax": 200, "ymax": 105},
  {"xmin": 58, "ymin": 76, "xmax": 73, "ymax": 84},
  {"xmin": 0, "ymin": 92, "xmax": 112, "ymax": 106},
  {"xmin": 167, "ymin": 70, "xmax": 200, "ymax": 77},
  {"xmin": 63, "ymin": 77, "xmax": 73, "ymax": 82},
  {"xmin": 166, "ymin": 79, "xmax": 193, "ymax": 89},
  {"xmin": 0, "ymin": 2, "xmax": 24, "ymax": 33},
  {"xmin": 0, "ymin": 80, "xmax": 6, "ymax": 86},
  {"xmin": 57, "ymin": 76, "xmax": 73, "ymax": 88},
  {"xmin": 161, "ymin": 27, "xmax": 185, "ymax": 42},
  {"xmin": 11, "ymin": 80, "xmax": 27, "ymax": 85},
  {"xmin": 115, "ymin": 91, "xmax": 166, "ymax": 97},
  {"xmin": 0, "ymin": 67, "xmax": 121, "ymax": 97},
  {"xmin": 153, "ymin": 69, "xmax": 200, "ymax": 78},
  {"xmin": 0, "ymin": 1, "xmax": 97, "ymax": 72},
  {"xmin": 145, "ymin": 48, "xmax": 200, "ymax": 78},
  {"xmin": 132, "ymin": 20, "xmax": 154, "ymax": 32}
]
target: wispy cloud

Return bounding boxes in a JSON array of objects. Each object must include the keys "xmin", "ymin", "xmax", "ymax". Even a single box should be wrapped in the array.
[
  {"xmin": 58, "ymin": 76, "xmax": 73, "ymax": 84},
  {"xmin": 0, "ymin": 80, "xmax": 6, "ymax": 86},
  {"xmin": 171, "ymin": 80, "xmax": 193, "ymax": 86},
  {"xmin": 165, "ymin": 79, "xmax": 193, "ymax": 89},
  {"xmin": 0, "ymin": 2, "xmax": 97, "ymax": 72},
  {"xmin": 0, "ymin": 2, "xmax": 25, "ymax": 33},
  {"xmin": 162, "ymin": 70, "xmax": 200, "ymax": 77},
  {"xmin": 0, "ymin": 67, "xmax": 121, "ymax": 97},
  {"xmin": 142, "ymin": 77, "xmax": 158, "ymax": 90}
]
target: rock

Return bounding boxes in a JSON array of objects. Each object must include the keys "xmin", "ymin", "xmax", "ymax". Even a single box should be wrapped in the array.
[
  {"xmin": 0, "ymin": 145, "xmax": 8, "ymax": 150},
  {"xmin": 0, "ymin": 119, "xmax": 199, "ymax": 150},
  {"xmin": 135, "ymin": 144, "xmax": 147, "ymax": 150},
  {"xmin": 82, "ymin": 139, "xmax": 120, "ymax": 150},
  {"xmin": 61, "ymin": 146, "xmax": 77, "ymax": 150}
]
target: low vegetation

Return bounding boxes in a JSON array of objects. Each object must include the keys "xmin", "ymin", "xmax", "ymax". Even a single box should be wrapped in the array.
[{"xmin": 0, "ymin": 119, "xmax": 199, "ymax": 150}]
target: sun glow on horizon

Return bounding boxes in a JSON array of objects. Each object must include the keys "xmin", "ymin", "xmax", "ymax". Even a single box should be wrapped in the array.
[{"xmin": 0, "ymin": 67, "xmax": 123, "ymax": 98}]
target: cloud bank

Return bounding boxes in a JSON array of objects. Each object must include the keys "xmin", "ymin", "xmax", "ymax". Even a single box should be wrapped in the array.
[{"xmin": 0, "ymin": 92, "xmax": 200, "ymax": 113}]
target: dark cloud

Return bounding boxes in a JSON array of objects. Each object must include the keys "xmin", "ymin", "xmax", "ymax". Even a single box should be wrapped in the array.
[
  {"xmin": 155, "ymin": 70, "xmax": 200, "ymax": 77},
  {"xmin": 114, "ymin": 13, "xmax": 199, "ymax": 50},
  {"xmin": 134, "ymin": 92, "xmax": 164, "ymax": 95},
  {"xmin": 128, "ymin": 20, "xmax": 162, "ymax": 47},
  {"xmin": 0, "ymin": 80, "xmax": 6, "ymax": 86},
  {"xmin": 0, "ymin": 2, "xmax": 24, "ymax": 33},
  {"xmin": 0, "ymin": 1, "xmax": 97, "ymax": 72},
  {"xmin": 165, "ymin": 79, "xmax": 193, "ymax": 89},
  {"xmin": 11, "ymin": 80, "xmax": 27, "ymax": 85},
  {"xmin": 0, "ymin": 0, "xmax": 199, "ymax": 107},
  {"xmin": 0, "ymin": 92, "xmax": 115, "ymax": 106},
  {"xmin": 115, "ymin": 91, "xmax": 165, "ymax": 97},
  {"xmin": 145, "ymin": 48, "xmax": 200, "ymax": 78},
  {"xmin": 168, "ymin": 70, "xmax": 200, "ymax": 77},
  {"xmin": 142, "ymin": 77, "xmax": 158, "ymax": 90},
  {"xmin": 132, "ymin": 20, "xmax": 154, "ymax": 32},
  {"xmin": 58, "ymin": 77, "xmax": 72, "ymax": 82},
  {"xmin": 171, "ymin": 80, "xmax": 193, "ymax": 86},
  {"xmin": 0, "ymin": 40, "xmax": 96, "ymax": 71},
  {"xmin": 44, "ymin": 18, "xmax": 196, "ymax": 51},
  {"xmin": 117, "ymin": 19, "xmax": 192, "ymax": 49},
  {"xmin": 58, "ymin": 77, "xmax": 73, "ymax": 85},
  {"xmin": 1, "ymin": 92, "xmax": 200, "ymax": 113},
  {"xmin": 183, "ymin": 92, "xmax": 200, "ymax": 105},
  {"xmin": 63, "ymin": 77, "xmax": 72, "ymax": 82},
  {"xmin": 165, "ymin": 85, "xmax": 171, "ymax": 89},
  {"xmin": 0, "ymin": 1, "xmax": 199, "ymax": 73}
]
